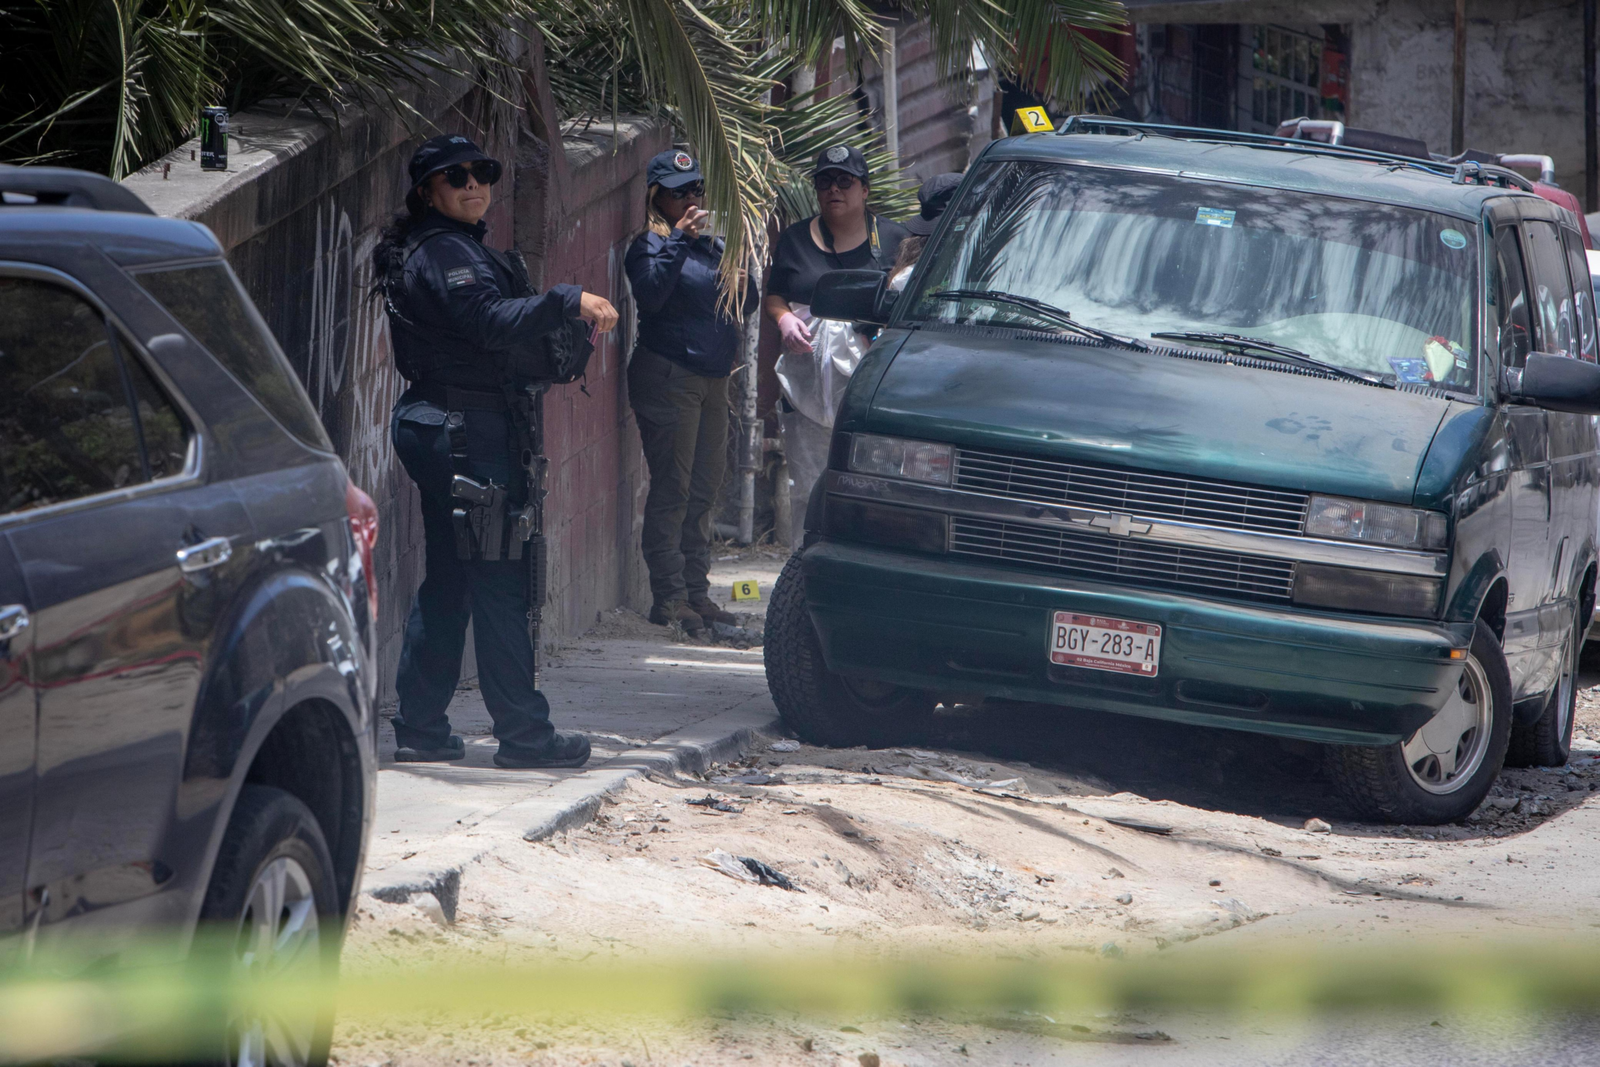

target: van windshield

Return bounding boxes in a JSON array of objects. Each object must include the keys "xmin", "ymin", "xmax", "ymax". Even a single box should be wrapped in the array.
[{"xmin": 903, "ymin": 160, "xmax": 1481, "ymax": 392}]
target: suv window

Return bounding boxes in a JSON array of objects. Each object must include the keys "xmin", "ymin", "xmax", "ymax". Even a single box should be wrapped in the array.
[
  {"xmin": 0, "ymin": 278, "xmax": 161, "ymax": 514},
  {"xmin": 1559, "ymin": 226, "xmax": 1598, "ymax": 362},
  {"xmin": 1523, "ymin": 219, "xmax": 1578, "ymax": 357},
  {"xmin": 135, "ymin": 263, "xmax": 332, "ymax": 450},
  {"xmin": 1491, "ymin": 225, "xmax": 1535, "ymax": 367}
]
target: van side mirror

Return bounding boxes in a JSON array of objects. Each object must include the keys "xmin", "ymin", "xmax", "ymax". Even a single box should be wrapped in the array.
[
  {"xmin": 1512, "ymin": 352, "xmax": 1600, "ymax": 414},
  {"xmin": 811, "ymin": 269, "xmax": 891, "ymax": 326}
]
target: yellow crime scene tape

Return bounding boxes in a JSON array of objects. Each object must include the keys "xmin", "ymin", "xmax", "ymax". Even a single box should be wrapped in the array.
[{"xmin": 5, "ymin": 932, "xmax": 1600, "ymax": 1061}]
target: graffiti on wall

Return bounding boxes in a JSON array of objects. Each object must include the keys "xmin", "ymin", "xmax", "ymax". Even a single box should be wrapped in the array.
[{"xmin": 302, "ymin": 201, "xmax": 404, "ymax": 499}]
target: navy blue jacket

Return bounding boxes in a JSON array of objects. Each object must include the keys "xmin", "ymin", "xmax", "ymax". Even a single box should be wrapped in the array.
[
  {"xmin": 624, "ymin": 229, "xmax": 759, "ymax": 378},
  {"xmin": 389, "ymin": 209, "xmax": 583, "ymax": 388}
]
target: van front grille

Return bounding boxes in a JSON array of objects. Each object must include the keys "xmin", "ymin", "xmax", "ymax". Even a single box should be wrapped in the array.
[
  {"xmin": 949, "ymin": 516, "xmax": 1297, "ymax": 602},
  {"xmin": 953, "ymin": 447, "xmax": 1310, "ymax": 535}
]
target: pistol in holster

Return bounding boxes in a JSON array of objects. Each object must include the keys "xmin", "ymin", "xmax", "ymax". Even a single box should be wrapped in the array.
[{"xmin": 450, "ymin": 475, "xmax": 509, "ymax": 561}]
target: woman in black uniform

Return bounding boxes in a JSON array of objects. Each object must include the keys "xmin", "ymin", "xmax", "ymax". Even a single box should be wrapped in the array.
[
  {"xmin": 379, "ymin": 134, "xmax": 617, "ymax": 768},
  {"xmin": 764, "ymin": 145, "xmax": 908, "ymax": 544},
  {"xmin": 625, "ymin": 149, "xmax": 759, "ymax": 634}
]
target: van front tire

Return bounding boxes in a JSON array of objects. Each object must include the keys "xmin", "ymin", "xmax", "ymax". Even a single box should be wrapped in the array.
[
  {"xmin": 764, "ymin": 551, "xmax": 935, "ymax": 747},
  {"xmin": 1327, "ymin": 619, "xmax": 1511, "ymax": 825}
]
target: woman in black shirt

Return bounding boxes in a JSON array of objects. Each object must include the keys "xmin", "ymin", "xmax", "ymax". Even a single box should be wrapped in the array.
[
  {"xmin": 764, "ymin": 145, "xmax": 908, "ymax": 543},
  {"xmin": 765, "ymin": 145, "xmax": 909, "ymax": 348},
  {"xmin": 624, "ymin": 149, "xmax": 758, "ymax": 634}
]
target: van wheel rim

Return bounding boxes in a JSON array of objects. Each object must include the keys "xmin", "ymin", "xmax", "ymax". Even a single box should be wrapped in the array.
[
  {"xmin": 230, "ymin": 856, "xmax": 320, "ymax": 1067},
  {"xmin": 1402, "ymin": 656, "xmax": 1493, "ymax": 795}
]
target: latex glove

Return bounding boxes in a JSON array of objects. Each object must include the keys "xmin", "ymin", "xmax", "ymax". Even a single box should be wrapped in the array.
[{"xmin": 778, "ymin": 311, "xmax": 814, "ymax": 355}]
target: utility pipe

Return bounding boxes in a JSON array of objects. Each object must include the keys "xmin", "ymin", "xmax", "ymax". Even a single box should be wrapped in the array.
[
  {"xmin": 1451, "ymin": 0, "xmax": 1466, "ymax": 156},
  {"xmin": 735, "ymin": 293, "xmax": 761, "ymax": 545},
  {"xmin": 882, "ymin": 27, "xmax": 900, "ymax": 168},
  {"xmin": 1587, "ymin": 0, "xmax": 1597, "ymax": 210}
]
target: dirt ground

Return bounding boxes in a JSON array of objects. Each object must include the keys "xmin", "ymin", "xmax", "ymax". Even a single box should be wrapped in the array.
[{"xmin": 334, "ymin": 657, "xmax": 1600, "ymax": 1066}]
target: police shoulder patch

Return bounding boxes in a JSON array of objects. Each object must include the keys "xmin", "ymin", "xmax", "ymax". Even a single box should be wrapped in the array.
[{"xmin": 445, "ymin": 265, "xmax": 476, "ymax": 289}]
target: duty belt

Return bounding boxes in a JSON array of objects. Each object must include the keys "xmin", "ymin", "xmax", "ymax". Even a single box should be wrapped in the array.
[{"xmin": 412, "ymin": 382, "xmax": 510, "ymax": 412}]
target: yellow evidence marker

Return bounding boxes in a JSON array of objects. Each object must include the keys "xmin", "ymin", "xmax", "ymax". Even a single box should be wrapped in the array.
[
  {"xmin": 731, "ymin": 579, "xmax": 761, "ymax": 602},
  {"xmin": 1010, "ymin": 107, "xmax": 1054, "ymax": 135}
]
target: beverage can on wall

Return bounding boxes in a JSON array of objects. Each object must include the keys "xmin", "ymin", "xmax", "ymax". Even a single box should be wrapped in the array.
[{"xmin": 199, "ymin": 107, "xmax": 229, "ymax": 170}]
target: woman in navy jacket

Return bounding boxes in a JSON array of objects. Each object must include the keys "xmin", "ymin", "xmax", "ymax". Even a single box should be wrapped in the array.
[{"xmin": 625, "ymin": 149, "xmax": 759, "ymax": 634}]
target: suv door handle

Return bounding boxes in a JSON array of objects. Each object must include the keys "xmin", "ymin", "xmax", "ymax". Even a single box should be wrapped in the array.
[
  {"xmin": 0, "ymin": 605, "xmax": 28, "ymax": 642},
  {"xmin": 176, "ymin": 536, "xmax": 233, "ymax": 573}
]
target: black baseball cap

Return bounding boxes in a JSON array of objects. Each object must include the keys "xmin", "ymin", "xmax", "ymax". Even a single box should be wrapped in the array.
[
  {"xmin": 408, "ymin": 134, "xmax": 501, "ymax": 187},
  {"xmin": 904, "ymin": 172, "xmax": 964, "ymax": 235},
  {"xmin": 647, "ymin": 149, "xmax": 704, "ymax": 189},
  {"xmin": 813, "ymin": 144, "xmax": 870, "ymax": 180}
]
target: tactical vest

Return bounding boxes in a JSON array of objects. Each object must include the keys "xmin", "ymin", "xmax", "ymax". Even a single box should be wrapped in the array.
[{"xmin": 382, "ymin": 231, "xmax": 593, "ymax": 387}]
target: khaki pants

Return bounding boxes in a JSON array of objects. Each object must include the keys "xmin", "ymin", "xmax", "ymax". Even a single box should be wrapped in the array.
[{"xmin": 627, "ymin": 347, "xmax": 729, "ymax": 605}]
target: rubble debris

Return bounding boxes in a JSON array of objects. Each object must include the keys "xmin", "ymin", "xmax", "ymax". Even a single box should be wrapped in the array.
[
  {"xmin": 710, "ymin": 773, "xmax": 783, "ymax": 785},
  {"xmin": 687, "ymin": 795, "xmax": 743, "ymax": 814},
  {"xmin": 700, "ymin": 849, "xmax": 803, "ymax": 890},
  {"xmin": 1105, "ymin": 817, "xmax": 1174, "ymax": 836},
  {"xmin": 1304, "ymin": 817, "xmax": 1332, "ymax": 833},
  {"xmin": 1114, "ymin": 893, "xmax": 1133, "ymax": 905},
  {"xmin": 769, "ymin": 740, "xmax": 801, "ymax": 752},
  {"xmin": 859, "ymin": 1053, "xmax": 880, "ymax": 1067}
]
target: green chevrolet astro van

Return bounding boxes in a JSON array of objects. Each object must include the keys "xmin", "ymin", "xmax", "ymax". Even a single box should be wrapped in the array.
[{"xmin": 763, "ymin": 119, "xmax": 1600, "ymax": 824}]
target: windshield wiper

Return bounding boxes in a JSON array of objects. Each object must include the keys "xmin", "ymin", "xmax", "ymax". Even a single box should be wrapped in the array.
[
  {"xmin": 929, "ymin": 289, "xmax": 1149, "ymax": 351},
  {"xmin": 1150, "ymin": 331, "xmax": 1392, "ymax": 387}
]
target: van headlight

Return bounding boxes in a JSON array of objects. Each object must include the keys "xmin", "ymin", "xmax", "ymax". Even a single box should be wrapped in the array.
[
  {"xmin": 848, "ymin": 434, "xmax": 954, "ymax": 485},
  {"xmin": 1304, "ymin": 495, "xmax": 1448, "ymax": 550}
]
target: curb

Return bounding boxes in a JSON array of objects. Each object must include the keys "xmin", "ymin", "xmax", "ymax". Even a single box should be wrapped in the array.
[{"xmin": 362, "ymin": 708, "xmax": 777, "ymax": 921}]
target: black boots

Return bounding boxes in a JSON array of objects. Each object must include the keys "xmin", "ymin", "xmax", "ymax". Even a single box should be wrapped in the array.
[
  {"xmin": 493, "ymin": 730, "xmax": 593, "ymax": 769},
  {"xmin": 394, "ymin": 735, "xmax": 467, "ymax": 763}
]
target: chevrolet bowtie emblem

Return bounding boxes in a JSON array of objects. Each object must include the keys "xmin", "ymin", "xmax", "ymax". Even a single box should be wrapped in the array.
[{"xmin": 1090, "ymin": 514, "xmax": 1151, "ymax": 537}]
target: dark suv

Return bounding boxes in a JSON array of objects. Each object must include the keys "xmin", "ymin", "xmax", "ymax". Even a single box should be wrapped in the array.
[
  {"xmin": 769, "ymin": 120, "xmax": 1600, "ymax": 825},
  {"xmin": 0, "ymin": 168, "xmax": 376, "ymax": 1063}
]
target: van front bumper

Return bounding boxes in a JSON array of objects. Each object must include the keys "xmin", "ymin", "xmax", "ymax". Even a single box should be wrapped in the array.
[{"xmin": 801, "ymin": 541, "xmax": 1472, "ymax": 745}]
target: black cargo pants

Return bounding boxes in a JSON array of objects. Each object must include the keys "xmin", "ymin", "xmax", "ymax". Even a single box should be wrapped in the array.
[
  {"xmin": 390, "ymin": 391, "xmax": 552, "ymax": 756},
  {"xmin": 627, "ymin": 346, "xmax": 729, "ymax": 606}
]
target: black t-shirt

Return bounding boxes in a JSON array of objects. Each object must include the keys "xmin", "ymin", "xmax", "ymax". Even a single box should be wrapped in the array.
[{"xmin": 768, "ymin": 214, "xmax": 910, "ymax": 307}]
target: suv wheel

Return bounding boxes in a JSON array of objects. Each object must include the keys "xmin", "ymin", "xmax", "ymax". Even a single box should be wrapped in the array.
[
  {"xmin": 1505, "ymin": 606, "xmax": 1582, "ymax": 768},
  {"xmin": 1327, "ymin": 619, "xmax": 1511, "ymax": 824},
  {"xmin": 200, "ymin": 785, "xmax": 338, "ymax": 1067},
  {"xmin": 764, "ymin": 551, "xmax": 935, "ymax": 747}
]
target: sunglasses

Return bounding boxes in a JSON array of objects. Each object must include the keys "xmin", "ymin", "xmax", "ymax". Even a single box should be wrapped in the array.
[
  {"xmin": 813, "ymin": 171, "xmax": 861, "ymax": 192},
  {"xmin": 664, "ymin": 182, "xmax": 705, "ymax": 200},
  {"xmin": 439, "ymin": 160, "xmax": 502, "ymax": 188}
]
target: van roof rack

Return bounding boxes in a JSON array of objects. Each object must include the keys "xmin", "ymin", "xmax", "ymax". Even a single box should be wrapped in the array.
[
  {"xmin": 0, "ymin": 166, "xmax": 154, "ymax": 214},
  {"xmin": 1055, "ymin": 116, "xmax": 1536, "ymax": 192}
]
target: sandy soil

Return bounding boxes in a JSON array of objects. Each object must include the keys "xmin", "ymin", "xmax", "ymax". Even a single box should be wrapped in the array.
[{"xmin": 334, "ymin": 553, "xmax": 1600, "ymax": 1065}]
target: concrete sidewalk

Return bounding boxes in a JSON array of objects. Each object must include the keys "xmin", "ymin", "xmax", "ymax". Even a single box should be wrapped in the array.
[{"xmin": 360, "ymin": 551, "xmax": 787, "ymax": 919}]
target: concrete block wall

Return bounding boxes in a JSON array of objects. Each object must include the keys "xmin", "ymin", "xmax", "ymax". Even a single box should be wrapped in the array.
[{"xmin": 539, "ymin": 120, "xmax": 669, "ymax": 639}]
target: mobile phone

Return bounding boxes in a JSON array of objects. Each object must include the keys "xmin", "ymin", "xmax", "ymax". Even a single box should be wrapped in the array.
[{"xmin": 587, "ymin": 320, "xmax": 600, "ymax": 345}]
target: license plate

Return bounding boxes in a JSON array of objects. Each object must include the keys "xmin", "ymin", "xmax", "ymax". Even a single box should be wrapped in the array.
[{"xmin": 1049, "ymin": 612, "xmax": 1162, "ymax": 676}]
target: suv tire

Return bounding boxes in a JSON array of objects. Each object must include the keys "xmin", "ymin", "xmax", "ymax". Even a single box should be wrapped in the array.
[
  {"xmin": 765, "ymin": 551, "xmax": 935, "ymax": 747},
  {"xmin": 1327, "ymin": 619, "xmax": 1511, "ymax": 824},
  {"xmin": 1505, "ymin": 605, "xmax": 1583, "ymax": 768},
  {"xmin": 200, "ymin": 785, "xmax": 339, "ymax": 1067}
]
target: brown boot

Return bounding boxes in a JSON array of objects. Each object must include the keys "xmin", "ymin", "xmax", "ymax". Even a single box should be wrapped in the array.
[
  {"xmin": 650, "ymin": 599, "xmax": 704, "ymax": 633},
  {"xmin": 689, "ymin": 596, "xmax": 739, "ymax": 627}
]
